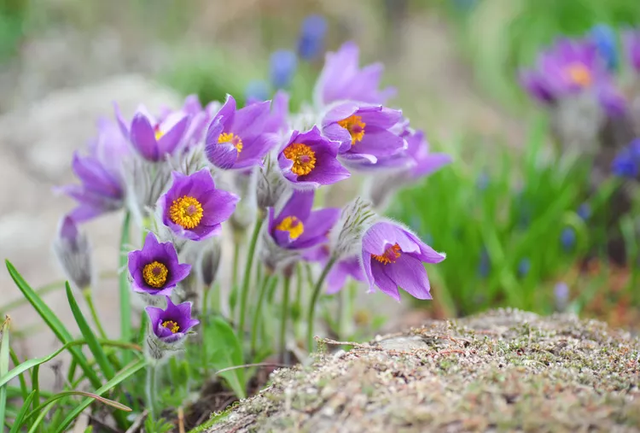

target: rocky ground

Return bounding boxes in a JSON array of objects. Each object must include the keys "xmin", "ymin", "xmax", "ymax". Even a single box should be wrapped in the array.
[{"xmin": 202, "ymin": 309, "xmax": 640, "ymax": 433}]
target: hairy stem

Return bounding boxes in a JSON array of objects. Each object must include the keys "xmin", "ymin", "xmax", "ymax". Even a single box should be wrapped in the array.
[
  {"xmin": 238, "ymin": 217, "xmax": 264, "ymax": 339},
  {"xmin": 307, "ymin": 255, "xmax": 338, "ymax": 351}
]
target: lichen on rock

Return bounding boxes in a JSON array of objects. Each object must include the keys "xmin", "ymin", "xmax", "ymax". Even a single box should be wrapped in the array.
[{"xmin": 203, "ymin": 309, "xmax": 640, "ymax": 433}]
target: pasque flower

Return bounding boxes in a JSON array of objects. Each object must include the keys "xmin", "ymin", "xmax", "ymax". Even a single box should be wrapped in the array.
[
  {"xmin": 268, "ymin": 190, "xmax": 340, "ymax": 250},
  {"xmin": 146, "ymin": 296, "xmax": 200, "ymax": 344},
  {"xmin": 322, "ymin": 102, "xmax": 405, "ymax": 167},
  {"xmin": 278, "ymin": 126, "xmax": 350, "ymax": 188},
  {"xmin": 361, "ymin": 221, "xmax": 445, "ymax": 301},
  {"xmin": 115, "ymin": 103, "xmax": 190, "ymax": 162},
  {"xmin": 128, "ymin": 232, "xmax": 191, "ymax": 296},
  {"xmin": 53, "ymin": 216, "xmax": 93, "ymax": 290},
  {"xmin": 314, "ymin": 41, "xmax": 396, "ymax": 106},
  {"xmin": 205, "ymin": 95, "xmax": 280, "ymax": 170},
  {"xmin": 58, "ymin": 119, "xmax": 130, "ymax": 222},
  {"xmin": 159, "ymin": 169, "xmax": 239, "ymax": 241}
]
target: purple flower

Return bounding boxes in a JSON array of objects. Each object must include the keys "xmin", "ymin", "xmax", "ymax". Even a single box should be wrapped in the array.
[
  {"xmin": 304, "ymin": 245, "xmax": 365, "ymax": 294},
  {"xmin": 167, "ymin": 95, "xmax": 220, "ymax": 148},
  {"xmin": 278, "ymin": 126, "xmax": 350, "ymax": 188},
  {"xmin": 314, "ymin": 41, "xmax": 396, "ymax": 106},
  {"xmin": 361, "ymin": 221, "xmax": 445, "ymax": 301},
  {"xmin": 322, "ymin": 102, "xmax": 405, "ymax": 167},
  {"xmin": 146, "ymin": 296, "xmax": 200, "ymax": 344},
  {"xmin": 268, "ymin": 190, "xmax": 340, "ymax": 250},
  {"xmin": 264, "ymin": 90, "xmax": 290, "ymax": 134},
  {"xmin": 115, "ymin": 103, "xmax": 190, "ymax": 162},
  {"xmin": 590, "ymin": 24, "xmax": 618, "ymax": 71},
  {"xmin": 53, "ymin": 216, "xmax": 93, "ymax": 290},
  {"xmin": 58, "ymin": 119, "xmax": 130, "ymax": 222},
  {"xmin": 159, "ymin": 169, "xmax": 239, "ymax": 241},
  {"xmin": 204, "ymin": 95, "xmax": 279, "ymax": 170},
  {"xmin": 128, "ymin": 232, "xmax": 191, "ymax": 296},
  {"xmin": 297, "ymin": 15, "xmax": 327, "ymax": 61},
  {"xmin": 624, "ymin": 29, "xmax": 640, "ymax": 72},
  {"xmin": 270, "ymin": 50, "xmax": 298, "ymax": 89},
  {"xmin": 612, "ymin": 139, "xmax": 640, "ymax": 178}
]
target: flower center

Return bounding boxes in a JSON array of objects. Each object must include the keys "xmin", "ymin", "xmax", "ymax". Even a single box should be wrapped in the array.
[
  {"xmin": 566, "ymin": 63, "xmax": 592, "ymax": 88},
  {"xmin": 169, "ymin": 196, "xmax": 204, "ymax": 229},
  {"xmin": 371, "ymin": 243, "xmax": 402, "ymax": 265},
  {"xmin": 162, "ymin": 320, "xmax": 180, "ymax": 334},
  {"xmin": 283, "ymin": 143, "xmax": 317, "ymax": 176},
  {"xmin": 337, "ymin": 115, "xmax": 366, "ymax": 145},
  {"xmin": 218, "ymin": 132, "xmax": 243, "ymax": 153},
  {"xmin": 276, "ymin": 216, "xmax": 304, "ymax": 240},
  {"xmin": 154, "ymin": 124, "xmax": 164, "ymax": 141},
  {"xmin": 142, "ymin": 261, "xmax": 169, "ymax": 288}
]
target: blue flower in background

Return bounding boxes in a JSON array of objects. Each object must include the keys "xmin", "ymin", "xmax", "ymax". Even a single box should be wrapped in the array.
[
  {"xmin": 452, "ymin": 0, "xmax": 479, "ymax": 12},
  {"xmin": 577, "ymin": 203, "xmax": 591, "ymax": 221},
  {"xmin": 560, "ymin": 227, "xmax": 576, "ymax": 252},
  {"xmin": 611, "ymin": 138, "xmax": 640, "ymax": 178},
  {"xmin": 476, "ymin": 171, "xmax": 489, "ymax": 191},
  {"xmin": 244, "ymin": 80, "xmax": 270, "ymax": 103},
  {"xmin": 297, "ymin": 14, "xmax": 327, "ymax": 61},
  {"xmin": 590, "ymin": 24, "xmax": 618, "ymax": 71},
  {"xmin": 554, "ymin": 282, "xmax": 570, "ymax": 312},
  {"xmin": 270, "ymin": 50, "xmax": 298, "ymax": 90},
  {"xmin": 478, "ymin": 248, "xmax": 490, "ymax": 278},
  {"xmin": 517, "ymin": 258, "xmax": 531, "ymax": 278}
]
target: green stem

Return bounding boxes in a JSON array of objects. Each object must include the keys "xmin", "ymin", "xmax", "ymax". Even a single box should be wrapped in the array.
[
  {"xmin": 146, "ymin": 362, "xmax": 158, "ymax": 421},
  {"xmin": 238, "ymin": 217, "xmax": 264, "ymax": 339},
  {"xmin": 307, "ymin": 256, "xmax": 338, "ymax": 351},
  {"xmin": 202, "ymin": 285, "xmax": 210, "ymax": 377},
  {"xmin": 250, "ymin": 274, "xmax": 278, "ymax": 354},
  {"xmin": 119, "ymin": 211, "xmax": 132, "ymax": 365},
  {"xmin": 279, "ymin": 276, "xmax": 291, "ymax": 364},
  {"xmin": 232, "ymin": 236, "xmax": 241, "ymax": 291},
  {"xmin": 31, "ymin": 365, "xmax": 40, "ymax": 432},
  {"xmin": 82, "ymin": 288, "xmax": 107, "ymax": 339}
]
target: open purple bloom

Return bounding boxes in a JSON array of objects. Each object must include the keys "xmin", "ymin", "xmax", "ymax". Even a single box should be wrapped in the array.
[
  {"xmin": 205, "ymin": 95, "xmax": 280, "ymax": 170},
  {"xmin": 304, "ymin": 245, "xmax": 365, "ymax": 294},
  {"xmin": 624, "ymin": 29, "xmax": 640, "ymax": 72},
  {"xmin": 146, "ymin": 296, "xmax": 200, "ymax": 344},
  {"xmin": 268, "ymin": 190, "xmax": 340, "ymax": 250},
  {"xmin": 278, "ymin": 126, "xmax": 350, "ymax": 188},
  {"xmin": 128, "ymin": 232, "xmax": 191, "ymax": 296},
  {"xmin": 314, "ymin": 41, "xmax": 396, "ymax": 106},
  {"xmin": 322, "ymin": 102, "xmax": 405, "ymax": 167},
  {"xmin": 361, "ymin": 221, "xmax": 445, "ymax": 301},
  {"xmin": 58, "ymin": 119, "xmax": 130, "ymax": 222},
  {"xmin": 159, "ymin": 169, "xmax": 239, "ymax": 241},
  {"xmin": 264, "ymin": 90, "xmax": 290, "ymax": 134},
  {"xmin": 115, "ymin": 103, "xmax": 190, "ymax": 162},
  {"xmin": 162, "ymin": 95, "xmax": 219, "ymax": 148}
]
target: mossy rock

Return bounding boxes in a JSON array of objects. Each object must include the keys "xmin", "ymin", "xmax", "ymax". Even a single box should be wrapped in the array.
[{"xmin": 202, "ymin": 309, "xmax": 640, "ymax": 432}]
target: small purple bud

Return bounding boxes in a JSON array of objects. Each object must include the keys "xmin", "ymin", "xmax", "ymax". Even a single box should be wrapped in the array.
[{"xmin": 53, "ymin": 216, "xmax": 93, "ymax": 290}]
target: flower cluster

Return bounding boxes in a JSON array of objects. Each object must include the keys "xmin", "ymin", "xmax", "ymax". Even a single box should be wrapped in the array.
[{"xmin": 55, "ymin": 40, "xmax": 450, "ymax": 358}]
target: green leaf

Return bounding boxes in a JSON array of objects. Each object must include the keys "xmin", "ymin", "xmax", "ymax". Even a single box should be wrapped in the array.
[
  {"xmin": 27, "ymin": 401, "xmax": 55, "ymax": 433},
  {"xmin": 9, "ymin": 390, "xmax": 35, "ymax": 433},
  {"xmin": 5, "ymin": 261, "xmax": 102, "ymax": 389},
  {"xmin": 24, "ymin": 390, "xmax": 131, "ymax": 424},
  {"xmin": 54, "ymin": 358, "xmax": 146, "ymax": 433},
  {"xmin": 65, "ymin": 284, "xmax": 115, "ymax": 381},
  {"xmin": 119, "ymin": 211, "xmax": 132, "ymax": 365},
  {"xmin": 8, "ymin": 348, "xmax": 28, "ymax": 402},
  {"xmin": 0, "ymin": 316, "xmax": 10, "ymax": 431},
  {"xmin": 209, "ymin": 317, "xmax": 246, "ymax": 398}
]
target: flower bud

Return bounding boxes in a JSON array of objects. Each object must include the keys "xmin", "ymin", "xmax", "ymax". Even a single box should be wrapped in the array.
[
  {"xmin": 330, "ymin": 197, "xmax": 376, "ymax": 259},
  {"xmin": 53, "ymin": 216, "xmax": 93, "ymax": 291},
  {"xmin": 199, "ymin": 239, "xmax": 222, "ymax": 287},
  {"xmin": 257, "ymin": 154, "xmax": 289, "ymax": 211}
]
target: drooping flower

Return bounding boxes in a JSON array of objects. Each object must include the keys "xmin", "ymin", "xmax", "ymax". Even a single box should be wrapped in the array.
[
  {"xmin": 278, "ymin": 126, "xmax": 350, "ymax": 188},
  {"xmin": 297, "ymin": 15, "xmax": 327, "ymax": 61},
  {"xmin": 204, "ymin": 95, "xmax": 280, "ymax": 170},
  {"xmin": 115, "ymin": 103, "xmax": 190, "ymax": 162},
  {"xmin": 314, "ymin": 41, "xmax": 396, "ymax": 106},
  {"xmin": 270, "ymin": 50, "xmax": 298, "ymax": 90},
  {"xmin": 128, "ymin": 232, "xmax": 191, "ymax": 296},
  {"xmin": 322, "ymin": 102, "xmax": 405, "ymax": 167},
  {"xmin": 624, "ymin": 29, "xmax": 640, "ymax": 72},
  {"xmin": 590, "ymin": 24, "xmax": 618, "ymax": 71},
  {"xmin": 268, "ymin": 190, "xmax": 340, "ymax": 250},
  {"xmin": 304, "ymin": 245, "xmax": 365, "ymax": 294},
  {"xmin": 159, "ymin": 169, "xmax": 239, "ymax": 241},
  {"xmin": 360, "ymin": 221, "xmax": 445, "ymax": 301},
  {"xmin": 146, "ymin": 296, "xmax": 200, "ymax": 344},
  {"xmin": 611, "ymin": 138, "xmax": 640, "ymax": 178},
  {"xmin": 53, "ymin": 216, "xmax": 93, "ymax": 290}
]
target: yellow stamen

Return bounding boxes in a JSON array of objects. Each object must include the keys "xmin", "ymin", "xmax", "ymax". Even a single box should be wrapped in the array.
[
  {"xmin": 218, "ymin": 132, "xmax": 243, "ymax": 153},
  {"xmin": 566, "ymin": 63, "xmax": 592, "ymax": 88},
  {"xmin": 154, "ymin": 125, "xmax": 164, "ymax": 141},
  {"xmin": 162, "ymin": 320, "xmax": 180, "ymax": 334},
  {"xmin": 276, "ymin": 216, "xmax": 304, "ymax": 240},
  {"xmin": 169, "ymin": 196, "xmax": 204, "ymax": 229},
  {"xmin": 371, "ymin": 244, "xmax": 402, "ymax": 265},
  {"xmin": 142, "ymin": 261, "xmax": 169, "ymax": 288},
  {"xmin": 283, "ymin": 143, "xmax": 317, "ymax": 176},
  {"xmin": 337, "ymin": 115, "xmax": 366, "ymax": 145}
]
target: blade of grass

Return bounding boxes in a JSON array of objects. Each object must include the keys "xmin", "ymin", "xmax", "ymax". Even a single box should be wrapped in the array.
[
  {"xmin": 120, "ymin": 211, "xmax": 132, "ymax": 365},
  {"xmin": 8, "ymin": 390, "xmax": 35, "ymax": 433},
  {"xmin": 31, "ymin": 365, "xmax": 39, "ymax": 429},
  {"xmin": 54, "ymin": 358, "xmax": 147, "ymax": 433},
  {"xmin": 0, "ymin": 316, "xmax": 10, "ymax": 430},
  {"xmin": 8, "ymin": 348, "xmax": 28, "ymax": 401},
  {"xmin": 26, "ymin": 401, "xmax": 55, "ymax": 433},
  {"xmin": 5, "ymin": 261, "xmax": 102, "ymax": 389},
  {"xmin": 65, "ymin": 284, "xmax": 115, "ymax": 380},
  {"xmin": 23, "ymin": 390, "xmax": 132, "ymax": 424}
]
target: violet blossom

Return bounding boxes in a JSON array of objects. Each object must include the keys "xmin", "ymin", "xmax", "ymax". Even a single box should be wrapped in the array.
[{"xmin": 146, "ymin": 296, "xmax": 200, "ymax": 344}]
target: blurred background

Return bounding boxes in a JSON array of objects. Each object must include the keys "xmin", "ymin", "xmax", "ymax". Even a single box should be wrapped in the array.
[{"xmin": 2, "ymin": 0, "xmax": 640, "ymax": 361}]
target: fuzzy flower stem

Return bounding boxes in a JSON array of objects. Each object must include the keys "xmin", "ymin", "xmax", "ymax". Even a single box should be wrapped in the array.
[
  {"xmin": 232, "ymin": 235, "xmax": 242, "ymax": 291},
  {"xmin": 250, "ymin": 273, "xmax": 278, "ymax": 354},
  {"xmin": 279, "ymin": 275, "xmax": 291, "ymax": 364},
  {"xmin": 81, "ymin": 288, "xmax": 108, "ymax": 340},
  {"xmin": 307, "ymin": 254, "xmax": 338, "ymax": 351},
  {"xmin": 238, "ymin": 216, "xmax": 265, "ymax": 338},
  {"xmin": 202, "ymin": 284, "xmax": 210, "ymax": 376},
  {"xmin": 146, "ymin": 361, "xmax": 159, "ymax": 422}
]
